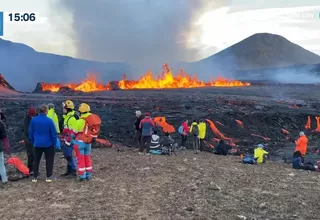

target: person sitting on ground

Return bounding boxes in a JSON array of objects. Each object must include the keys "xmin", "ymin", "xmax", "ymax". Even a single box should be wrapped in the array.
[
  {"xmin": 214, "ymin": 139, "xmax": 231, "ymax": 156},
  {"xmin": 292, "ymin": 150, "xmax": 316, "ymax": 171},
  {"xmin": 254, "ymin": 144, "xmax": 269, "ymax": 164},
  {"xmin": 295, "ymin": 131, "xmax": 308, "ymax": 161},
  {"xmin": 150, "ymin": 130, "xmax": 160, "ymax": 151},
  {"xmin": 29, "ymin": 104, "xmax": 57, "ymax": 183},
  {"xmin": 160, "ymin": 132, "xmax": 178, "ymax": 155},
  {"xmin": 23, "ymin": 107, "xmax": 37, "ymax": 175}
]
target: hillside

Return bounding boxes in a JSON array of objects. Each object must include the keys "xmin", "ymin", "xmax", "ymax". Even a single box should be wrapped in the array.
[
  {"xmin": 1, "ymin": 149, "xmax": 319, "ymax": 219},
  {"xmin": 186, "ymin": 33, "xmax": 320, "ymax": 79},
  {"xmin": 0, "ymin": 38, "xmax": 132, "ymax": 92}
]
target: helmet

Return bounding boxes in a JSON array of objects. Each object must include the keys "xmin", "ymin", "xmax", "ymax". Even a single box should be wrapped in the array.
[
  {"xmin": 79, "ymin": 103, "xmax": 90, "ymax": 113},
  {"xmin": 63, "ymin": 100, "xmax": 74, "ymax": 110}
]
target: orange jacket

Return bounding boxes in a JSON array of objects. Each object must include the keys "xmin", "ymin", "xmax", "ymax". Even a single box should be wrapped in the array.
[{"xmin": 295, "ymin": 135, "xmax": 308, "ymax": 155}]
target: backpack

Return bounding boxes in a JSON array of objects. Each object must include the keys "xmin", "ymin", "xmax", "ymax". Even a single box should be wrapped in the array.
[
  {"xmin": 191, "ymin": 125, "xmax": 199, "ymax": 136},
  {"xmin": 178, "ymin": 125, "xmax": 183, "ymax": 134},
  {"xmin": 242, "ymin": 155, "xmax": 256, "ymax": 164},
  {"xmin": 79, "ymin": 114, "xmax": 102, "ymax": 143},
  {"xmin": 6, "ymin": 157, "xmax": 30, "ymax": 181}
]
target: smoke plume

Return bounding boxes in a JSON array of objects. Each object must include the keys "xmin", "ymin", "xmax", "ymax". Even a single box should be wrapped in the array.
[{"xmin": 53, "ymin": 0, "xmax": 227, "ymax": 69}]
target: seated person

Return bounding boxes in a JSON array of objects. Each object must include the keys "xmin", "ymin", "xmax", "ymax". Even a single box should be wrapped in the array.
[
  {"xmin": 150, "ymin": 130, "xmax": 160, "ymax": 150},
  {"xmin": 254, "ymin": 144, "xmax": 269, "ymax": 164},
  {"xmin": 160, "ymin": 132, "xmax": 174, "ymax": 147},
  {"xmin": 292, "ymin": 151, "xmax": 316, "ymax": 171},
  {"xmin": 214, "ymin": 140, "xmax": 231, "ymax": 156}
]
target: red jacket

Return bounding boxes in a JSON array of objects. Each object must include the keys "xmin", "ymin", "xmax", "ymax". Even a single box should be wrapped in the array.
[{"xmin": 181, "ymin": 122, "xmax": 189, "ymax": 136}]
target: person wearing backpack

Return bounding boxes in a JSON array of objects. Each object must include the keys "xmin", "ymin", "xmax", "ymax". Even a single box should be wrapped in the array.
[
  {"xmin": 179, "ymin": 120, "xmax": 189, "ymax": 149},
  {"xmin": 73, "ymin": 103, "xmax": 101, "ymax": 181},
  {"xmin": 61, "ymin": 100, "xmax": 78, "ymax": 177},
  {"xmin": 189, "ymin": 120, "xmax": 200, "ymax": 154}
]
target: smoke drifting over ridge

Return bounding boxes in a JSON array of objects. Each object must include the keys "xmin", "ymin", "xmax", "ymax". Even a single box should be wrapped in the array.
[{"xmin": 54, "ymin": 0, "xmax": 227, "ymax": 67}]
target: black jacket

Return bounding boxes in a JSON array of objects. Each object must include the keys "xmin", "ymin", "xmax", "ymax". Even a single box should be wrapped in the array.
[
  {"xmin": 135, "ymin": 116, "xmax": 143, "ymax": 131},
  {"xmin": 215, "ymin": 142, "xmax": 231, "ymax": 156},
  {"xmin": 160, "ymin": 136, "xmax": 174, "ymax": 147},
  {"xmin": 0, "ymin": 120, "xmax": 7, "ymax": 140},
  {"xmin": 23, "ymin": 114, "xmax": 33, "ymax": 137}
]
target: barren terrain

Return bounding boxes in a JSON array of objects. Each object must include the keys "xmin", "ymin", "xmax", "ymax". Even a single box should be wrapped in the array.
[
  {"xmin": 0, "ymin": 149, "xmax": 319, "ymax": 220},
  {"xmin": 0, "ymin": 85, "xmax": 320, "ymax": 219}
]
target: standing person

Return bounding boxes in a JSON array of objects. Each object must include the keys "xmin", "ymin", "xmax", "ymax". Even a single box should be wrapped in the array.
[
  {"xmin": 198, "ymin": 120, "xmax": 206, "ymax": 151},
  {"xmin": 179, "ymin": 120, "xmax": 189, "ymax": 149},
  {"xmin": 23, "ymin": 107, "xmax": 37, "ymax": 174},
  {"xmin": 134, "ymin": 110, "xmax": 143, "ymax": 147},
  {"xmin": 189, "ymin": 120, "xmax": 200, "ymax": 154},
  {"xmin": 139, "ymin": 112, "xmax": 155, "ymax": 155},
  {"xmin": 61, "ymin": 100, "xmax": 78, "ymax": 177},
  {"xmin": 29, "ymin": 104, "xmax": 57, "ymax": 183},
  {"xmin": 47, "ymin": 103, "xmax": 61, "ymax": 150},
  {"xmin": 0, "ymin": 118, "xmax": 10, "ymax": 186},
  {"xmin": 74, "ymin": 103, "xmax": 101, "ymax": 181},
  {"xmin": 295, "ymin": 131, "xmax": 308, "ymax": 162}
]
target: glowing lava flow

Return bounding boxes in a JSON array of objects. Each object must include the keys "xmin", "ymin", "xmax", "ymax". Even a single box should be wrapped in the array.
[{"xmin": 41, "ymin": 64, "xmax": 251, "ymax": 92}]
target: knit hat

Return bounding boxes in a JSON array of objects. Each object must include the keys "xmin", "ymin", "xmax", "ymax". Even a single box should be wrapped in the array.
[
  {"xmin": 299, "ymin": 131, "xmax": 305, "ymax": 136},
  {"xmin": 257, "ymin": 144, "xmax": 264, "ymax": 148},
  {"xmin": 145, "ymin": 112, "xmax": 150, "ymax": 116},
  {"xmin": 27, "ymin": 107, "xmax": 37, "ymax": 117}
]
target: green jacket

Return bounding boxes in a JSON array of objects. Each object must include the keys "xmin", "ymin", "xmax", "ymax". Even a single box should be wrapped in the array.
[{"xmin": 47, "ymin": 108, "xmax": 60, "ymax": 133}]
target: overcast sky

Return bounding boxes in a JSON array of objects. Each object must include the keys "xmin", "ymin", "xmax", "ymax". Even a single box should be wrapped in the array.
[{"xmin": 1, "ymin": 0, "xmax": 319, "ymax": 63}]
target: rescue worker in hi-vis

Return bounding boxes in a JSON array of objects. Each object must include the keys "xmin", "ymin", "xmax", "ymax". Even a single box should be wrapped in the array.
[
  {"xmin": 73, "ymin": 103, "xmax": 101, "ymax": 181},
  {"xmin": 61, "ymin": 100, "xmax": 78, "ymax": 177}
]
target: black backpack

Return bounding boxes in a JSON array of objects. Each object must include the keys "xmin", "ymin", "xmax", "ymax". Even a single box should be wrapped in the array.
[{"xmin": 191, "ymin": 125, "xmax": 199, "ymax": 136}]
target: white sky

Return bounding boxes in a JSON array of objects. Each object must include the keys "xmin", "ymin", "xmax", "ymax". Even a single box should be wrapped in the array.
[{"xmin": 0, "ymin": 0, "xmax": 320, "ymax": 60}]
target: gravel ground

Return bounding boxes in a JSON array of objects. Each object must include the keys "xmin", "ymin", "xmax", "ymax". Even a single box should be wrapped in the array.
[{"xmin": 0, "ymin": 148, "xmax": 319, "ymax": 220}]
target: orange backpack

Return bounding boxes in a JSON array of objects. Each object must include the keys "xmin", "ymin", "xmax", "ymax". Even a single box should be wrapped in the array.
[
  {"xmin": 80, "ymin": 114, "xmax": 102, "ymax": 143},
  {"xmin": 7, "ymin": 157, "xmax": 30, "ymax": 175}
]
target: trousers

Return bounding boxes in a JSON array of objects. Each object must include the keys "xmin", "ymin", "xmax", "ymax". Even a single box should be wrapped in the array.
[
  {"xmin": 74, "ymin": 140, "xmax": 92, "ymax": 179},
  {"xmin": 25, "ymin": 138, "xmax": 34, "ymax": 172},
  {"xmin": 33, "ymin": 146, "xmax": 55, "ymax": 178},
  {"xmin": 0, "ymin": 152, "xmax": 8, "ymax": 183},
  {"xmin": 192, "ymin": 136, "xmax": 200, "ymax": 153},
  {"xmin": 62, "ymin": 142, "xmax": 76, "ymax": 172},
  {"xmin": 140, "ymin": 136, "xmax": 151, "ymax": 153}
]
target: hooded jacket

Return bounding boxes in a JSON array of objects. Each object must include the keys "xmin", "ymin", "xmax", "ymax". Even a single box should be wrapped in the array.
[
  {"xmin": 295, "ymin": 135, "xmax": 308, "ymax": 155},
  {"xmin": 47, "ymin": 108, "xmax": 60, "ymax": 133},
  {"xmin": 139, "ymin": 116, "xmax": 155, "ymax": 136},
  {"xmin": 150, "ymin": 134, "xmax": 160, "ymax": 149},
  {"xmin": 198, "ymin": 122, "xmax": 206, "ymax": 139},
  {"xmin": 160, "ymin": 135, "xmax": 174, "ymax": 147}
]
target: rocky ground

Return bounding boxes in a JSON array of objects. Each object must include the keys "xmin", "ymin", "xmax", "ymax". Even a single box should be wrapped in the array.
[
  {"xmin": 1, "ymin": 84, "xmax": 320, "ymax": 158},
  {"xmin": 0, "ymin": 148, "xmax": 319, "ymax": 220}
]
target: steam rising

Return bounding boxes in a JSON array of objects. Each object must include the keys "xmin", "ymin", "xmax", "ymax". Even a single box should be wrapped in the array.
[{"xmin": 54, "ymin": 0, "xmax": 227, "ymax": 68}]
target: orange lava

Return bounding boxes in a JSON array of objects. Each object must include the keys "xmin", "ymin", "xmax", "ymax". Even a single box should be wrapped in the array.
[
  {"xmin": 314, "ymin": 117, "xmax": 320, "ymax": 132},
  {"xmin": 235, "ymin": 119, "xmax": 244, "ymax": 128},
  {"xmin": 305, "ymin": 116, "xmax": 311, "ymax": 130},
  {"xmin": 41, "ymin": 64, "xmax": 250, "ymax": 92},
  {"xmin": 251, "ymin": 134, "xmax": 271, "ymax": 141},
  {"xmin": 281, "ymin": 128, "xmax": 290, "ymax": 134},
  {"xmin": 205, "ymin": 119, "xmax": 236, "ymax": 146},
  {"xmin": 153, "ymin": 117, "xmax": 175, "ymax": 133},
  {"xmin": 41, "ymin": 74, "xmax": 109, "ymax": 92}
]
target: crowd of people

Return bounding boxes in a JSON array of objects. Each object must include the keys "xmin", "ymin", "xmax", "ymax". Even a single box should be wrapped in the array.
[
  {"xmin": 0, "ymin": 107, "xmax": 318, "ymax": 186},
  {"xmin": 0, "ymin": 100, "xmax": 101, "ymax": 184}
]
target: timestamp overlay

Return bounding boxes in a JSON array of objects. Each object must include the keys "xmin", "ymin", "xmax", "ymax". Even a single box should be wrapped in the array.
[{"xmin": 0, "ymin": 12, "xmax": 47, "ymax": 36}]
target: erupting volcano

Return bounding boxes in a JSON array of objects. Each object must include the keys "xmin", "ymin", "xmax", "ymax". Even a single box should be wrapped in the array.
[{"xmin": 38, "ymin": 64, "xmax": 250, "ymax": 93}]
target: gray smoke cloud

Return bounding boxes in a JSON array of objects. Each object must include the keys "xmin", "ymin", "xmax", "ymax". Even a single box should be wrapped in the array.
[{"xmin": 53, "ymin": 0, "xmax": 227, "ymax": 70}]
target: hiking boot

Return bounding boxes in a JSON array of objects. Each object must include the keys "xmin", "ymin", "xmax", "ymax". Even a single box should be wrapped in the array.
[
  {"xmin": 46, "ymin": 177, "xmax": 53, "ymax": 183},
  {"xmin": 32, "ymin": 178, "xmax": 38, "ymax": 183}
]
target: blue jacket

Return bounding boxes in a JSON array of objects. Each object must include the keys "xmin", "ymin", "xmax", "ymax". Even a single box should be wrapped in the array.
[{"xmin": 29, "ymin": 113, "xmax": 57, "ymax": 148}]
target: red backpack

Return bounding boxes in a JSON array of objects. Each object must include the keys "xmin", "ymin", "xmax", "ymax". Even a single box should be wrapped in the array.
[{"xmin": 80, "ymin": 114, "xmax": 102, "ymax": 143}]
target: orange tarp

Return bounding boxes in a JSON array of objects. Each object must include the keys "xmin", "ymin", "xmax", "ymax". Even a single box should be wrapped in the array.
[{"xmin": 153, "ymin": 117, "xmax": 176, "ymax": 133}]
